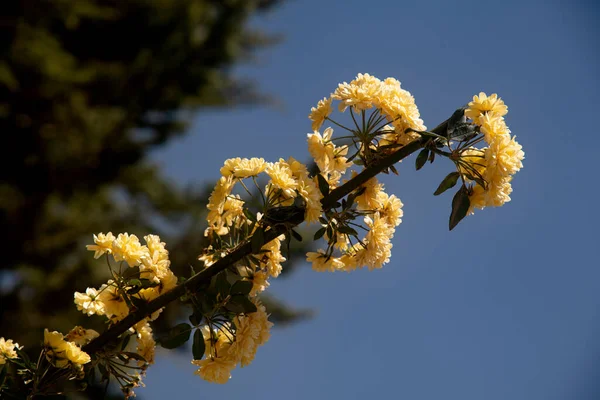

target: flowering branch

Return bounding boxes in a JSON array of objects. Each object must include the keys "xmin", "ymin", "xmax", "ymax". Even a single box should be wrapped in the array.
[
  {"xmin": 1, "ymin": 73, "xmax": 524, "ymax": 398},
  {"xmin": 83, "ymin": 135, "xmax": 430, "ymax": 355}
]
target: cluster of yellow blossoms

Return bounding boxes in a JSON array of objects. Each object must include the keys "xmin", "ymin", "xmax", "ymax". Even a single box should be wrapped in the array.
[
  {"xmin": 77, "ymin": 232, "xmax": 178, "ymax": 370},
  {"xmin": 462, "ymin": 93, "xmax": 524, "ymax": 213},
  {"xmin": 0, "ymin": 337, "xmax": 20, "ymax": 365},
  {"xmin": 305, "ymin": 73, "xmax": 422, "ymax": 271},
  {"xmin": 191, "ymin": 299, "xmax": 272, "ymax": 384},
  {"xmin": 43, "ymin": 328, "xmax": 95, "ymax": 373}
]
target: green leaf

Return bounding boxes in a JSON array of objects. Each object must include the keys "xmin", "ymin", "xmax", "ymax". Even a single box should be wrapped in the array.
[
  {"xmin": 415, "ymin": 148, "xmax": 429, "ymax": 171},
  {"xmin": 192, "ymin": 329, "xmax": 205, "ymax": 360},
  {"xmin": 213, "ymin": 271, "xmax": 231, "ymax": 298},
  {"xmin": 120, "ymin": 334, "xmax": 131, "ymax": 351},
  {"xmin": 446, "ymin": 106, "xmax": 467, "ymax": 136},
  {"xmin": 291, "ymin": 229, "xmax": 303, "ymax": 242},
  {"xmin": 449, "ymin": 186, "xmax": 471, "ymax": 231},
  {"xmin": 159, "ymin": 323, "xmax": 192, "ymax": 349},
  {"xmin": 225, "ymin": 295, "xmax": 257, "ymax": 314},
  {"xmin": 338, "ymin": 226, "xmax": 358, "ymax": 236},
  {"xmin": 230, "ymin": 279, "xmax": 253, "ymax": 296},
  {"xmin": 243, "ymin": 208, "xmax": 257, "ymax": 222},
  {"xmin": 251, "ymin": 227, "xmax": 265, "ymax": 254},
  {"xmin": 434, "ymin": 172, "xmax": 461, "ymax": 196},
  {"xmin": 189, "ymin": 310, "xmax": 202, "ymax": 326},
  {"xmin": 314, "ymin": 227, "xmax": 326, "ymax": 240},
  {"xmin": 428, "ymin": 150, "xmax": 435, "ymax": 163},
  {"xmin": 316, "ymin": 173, "xmax": 330, "ymax": 196}
]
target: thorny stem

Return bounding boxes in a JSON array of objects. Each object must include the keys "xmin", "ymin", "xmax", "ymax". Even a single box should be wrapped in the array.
[{"xmin": 83, "ymin": 118, "xmax": 450, "ymax": 355}]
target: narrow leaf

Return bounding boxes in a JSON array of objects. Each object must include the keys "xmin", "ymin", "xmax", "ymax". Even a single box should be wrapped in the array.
[
  {"xmin": 338, "ymin": 226, "xmax": 358, "ymax": 236},
  {"xmin": 449, "ymin": 186, "xmax": 471, "ymax": 231},
  {"xmin": 160, "ymin": 323, "xmax": 191, "ymax": 349},
  {"xmin": 316, "ymin": 173, "xmax": 330, "ymax": 196},
  {"xmin": 192, "ymin": 329, "xmax": 205, "ymax": 360},
  {"xmin": 230, "ymin": 280, "xmax": 253, "ymax": 296},
  {"xmin": 291, "ymin": 229, "xmax": 303, "ymax": 242},
  {"xmin": 434, "ymin": 172, "xmax": 460, "ymax": 196},
  {"xmin": 415, "ymin": 149, "xmax": 429, "ymax": 171},
  {"xmin": 314, "ymin": 227, "xmax": 326, "ymax": 240}
]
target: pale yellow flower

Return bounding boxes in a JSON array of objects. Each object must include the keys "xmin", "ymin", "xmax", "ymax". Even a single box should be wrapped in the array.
[
  {"xmin": 229, "ymin": 300, "xmax": 273, "ymax": 367},
  {"xmin": 261, "ymin": 237, "xmax": 286, "ymax": 278},
  {"xmin": 377, "ymin": 192, "xmax": 404, "ymax": 227},
  {"xmin": 112, "ymin": 233, "xmax": 147, "ymax": 267},
  {"xmin": 306, "ymin": 251, "xmax": 344, "ymax": 272},
  {"xmin": 0, "ymin": 337, "xmax": 20, "ymax": 364},
  {"xmin": 465, "ymin": 92, "xmax": 508, "ymax": 121},
  {"xmin": 288, "ymin": 157, "xmax": 323, "ymax": 223},
  {"xmin": 478, "ymin": 112, "xmax": 510, "ymax": 144},
  {"xmin": 309, "ymin": 97, "xmax": 333, "ymax": 131},
  {"xmin": 332, "ymin": 73, "xmax": 382, "ymax": 113},
  {"xmin": 265, "ymin": 159, "xmax": 298, "ymax": 198},
  {"xmin": 65, "ymin": 326, "xmax": 99, "ymax": 347},
  {"xmin": 377, "ymin": 77, "xmax": 426, "ymax": 134},
  {"xmin": 250, "ymin": 270, "xmax": 270, "ymax": 296},
  {"xmin": 44, "ymin": 329, "xmax": 90, "ymax": 368},
  {"xmin": 86, "ymin": 232, "xmax": 115, "ymax": 259},
  {"xmin": 192, "ymin": 356, "xmax": 236, "ymax": 384},
  {"xmin": 74, "ymin": 287, "xmax": 105, "ymax": 316},
  {"xmin": 207, "ymin": 175, "xmax": 235, "ymax": 229},
  {"xmin": 97, "ymin": 281, "xmax": 130, "ymax": 321},
  {"xmin": 220, "ymin": 157, "xmax": 267, "ymax": 178},
  {"xmin": 355, "ymin": 176, "xmax": 384, "ymax": 211},
  {"xmin": 134, "ymin": 320, "xmax": 155, "ymax": 366}
]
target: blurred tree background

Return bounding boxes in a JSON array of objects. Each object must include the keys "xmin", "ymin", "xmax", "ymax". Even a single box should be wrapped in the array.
[{"xmin": 0, "ymin": 0, "xmax": 311, "ymax": 397}]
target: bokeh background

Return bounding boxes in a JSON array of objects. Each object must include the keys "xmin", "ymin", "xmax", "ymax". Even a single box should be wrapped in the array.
[{"xmin": 1, "ymin": 0, "xmax": 599, "ymax": 399}]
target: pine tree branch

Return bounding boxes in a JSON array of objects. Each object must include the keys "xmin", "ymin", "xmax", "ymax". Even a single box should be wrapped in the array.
[{"xmin": 83, "ymin": 124, "xmax": 448, "ymax": 354}]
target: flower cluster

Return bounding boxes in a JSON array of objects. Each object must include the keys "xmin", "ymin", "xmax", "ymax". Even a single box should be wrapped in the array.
[
  {"xmin": 43, "ymin": 328, "xmax": 94, "ymax": 370},
  {"xmin": 310, "ymin": 73, "xmax": 426, "ymax": 164},
  {"xmin": 191, "ymin": 299, "xmax": 273, "ymax": 384},
  {"xmin": 461, "ymin": 93, "xmax": 524, "ymax": 213},
  {"xmin": 0, "ymin": 337, "xmax": 21, "ymax": 365},
  {"xmin": 305, "ymin": 73, "xmax": 416, "ymax": 271}
]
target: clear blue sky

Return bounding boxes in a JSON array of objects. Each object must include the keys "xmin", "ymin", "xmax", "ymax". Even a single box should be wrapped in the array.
[{"xmin": 145, "ymin": 1, "xmax": 600, "ymax": 399}]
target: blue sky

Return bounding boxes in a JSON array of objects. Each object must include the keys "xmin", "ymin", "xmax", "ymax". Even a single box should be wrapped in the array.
[{"xmin": 144, "ymin": 1, "xmax": 600, "ymax": 399}]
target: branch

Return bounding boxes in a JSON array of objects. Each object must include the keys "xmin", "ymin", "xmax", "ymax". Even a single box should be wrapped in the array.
[{"xmin": 83, "ymin": 129, "xmax": 440, "ymax": 354}]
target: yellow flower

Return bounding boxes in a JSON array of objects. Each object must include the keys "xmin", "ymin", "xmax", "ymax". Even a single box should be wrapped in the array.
[
  {"xmin": 134, "ymin": 320, "xmax": 155, "ymax": 366},
  {"xmin": 192, "ymin": 356, "xmax": 236, "ymax": 384},
  {"xmin": 220, "ymin": 157, "xmax": 267, "ymax": 178},
  {"xmin": 65, "ymin": 326, "xmax": 99, "ymax": 347},
  {"xmin": 355, "ymin": 176, "xmax": 384, "ymax": 211},
  {"xmin": 478, "ymin": 112, "xmax": 510, "ymax": 144},
  {"xmin": 377, "ymin": 192, "xmax": 404, "ymax": 227},
  {"xmin": 0, "ymin": 337, "xmax": 20, "ymax": 364},
  {"xmin": 207, "ymin": 175, "xmax": 235, "ymax": 230},
  {"xmin": 74, "ymin": 287, "xmax": 105, "ymax": 316},
  {"xmin": 306, "ymin": 251, "xmax": 344, "ymax": 272},
  {"xmin": 86, "ymin": 232, "xmax": 115, "ymax": 259},
  {"xmin": 260, "ymin": 237, "xmax": 286, "ymax": 278},
  {"xmin": 265, "ymin": 159, "xmax": 298, "ymax": 198},
  {"xmin": 287, "ymin": 157, "xmax": 323, "ymax": 223},
  {"xmin": 250, "ymin": 270, "xmax": 270, "ymax": 296},
  {"xmin": 44, "ymin": 329, "xmax": 90, "ymax": 368},
  {"xmin": 332, "ymin": 73, "xmax": 382, "ymax": 113},
  {"xmin": 97, "ymin": 281, "xmax": 130, "ymax": 321},
  {"xmin": 465, "ymin": 92, "xmax": 508, "ymax": 122},
  {"xmin": 377, "ymin": 77, "xmax": 426, "ymax": 134},
  {"xmin": 309, "ymin": 97, "xmax": 333, "ymax": 131},
  {"xmin": 112, "ymin": 233, "xmax": 147, "ymax": 267},
  {"xmin": 229, "ymin": 300, "xmax": 273, "ymax": 367}
]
